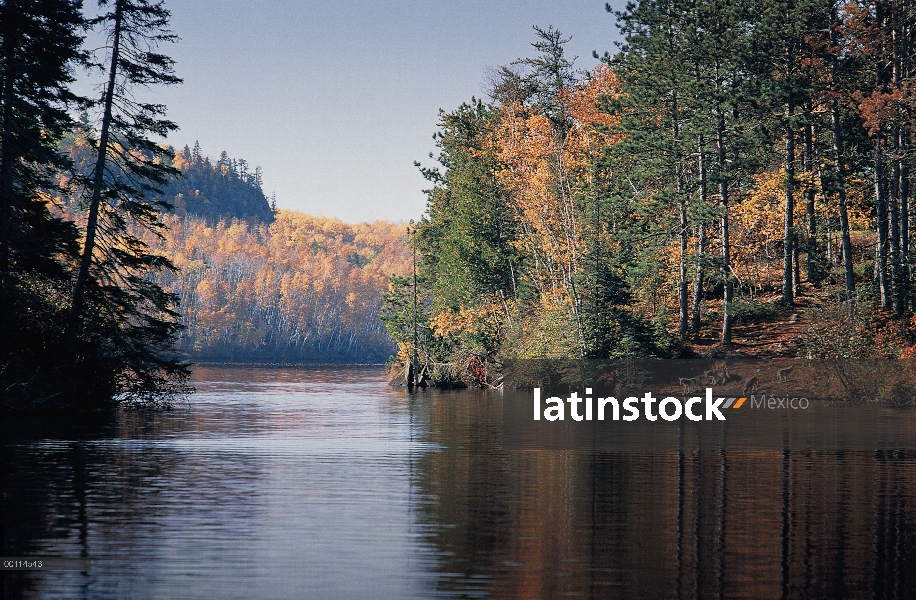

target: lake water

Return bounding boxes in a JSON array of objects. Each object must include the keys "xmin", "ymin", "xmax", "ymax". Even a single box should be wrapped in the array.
[{"xmin": 4, "ymin": 367, "xmax": 916, "ymax": 599}]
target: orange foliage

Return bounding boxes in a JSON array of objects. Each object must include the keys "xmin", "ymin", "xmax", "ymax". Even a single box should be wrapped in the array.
[
  {"xmin": 729, "ymin": 168, "xmax": 809, "ymax": 287},
  {"xmin": 494, "ymin": 65, "xmax": 621, "ymax": 304},
  {"xmin": 142, "ymin": 210, "xmax": 410, "ymax": 362}
]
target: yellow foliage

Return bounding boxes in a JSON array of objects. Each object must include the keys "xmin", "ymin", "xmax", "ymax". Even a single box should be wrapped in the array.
[
  {"xmin": 127, "ymin": 210, "xmax": 412, "ymax": 360},
  {"xmin": 430, "ymin": 309, "xmax": 476, "ymax": 338},
  {"xmin": 494, "ymin": 65, "xmax": 622, "ymax": 305}
]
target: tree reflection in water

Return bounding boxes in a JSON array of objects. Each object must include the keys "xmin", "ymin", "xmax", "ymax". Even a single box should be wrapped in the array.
[
  {"xmin": 410, "ymin": 390, "xmax": 916, "ymax": 598},
  {"xmin": 4, "ymin": 370, "xmax": 916, "ymax": 599}
]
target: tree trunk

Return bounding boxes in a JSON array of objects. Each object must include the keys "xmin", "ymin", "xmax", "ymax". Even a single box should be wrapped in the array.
[
  {"xmin": 674, "ymin": 96, "xmax": 688, "ymax": 338},
  {"xmin": 898, "ymin": 18, "xmax": 912, "ymax": 309},
  {"xmin": 691, "ymin": 135, "xmax": 706, "ymax": 334},
  {"xmin": 804, "ymin": 105, "xmax": 818, "ymax": 283},
  {"xmin": 901, "ymin": 130, "xmax": 911, "ymax": 312},
  {"xmin": 890, "ymin": 127, "xmax": 903, "ymax": 314},
  {"xmin": 830, "ymin": 96, "xmax": 855, "ymax": 303},
  {"xmin": 72, "ymin": 0, "xmax": 124, "ymax": 318},
  {"xmin": 874, "ymin": 139, "xmax": 891, "ymax": 310},
  {"xmin": 901, "ymin": 131, "xmax": 910, "ymax": 258},
  {"xmin": 716, "ymin": 115, "xmax": 732, "ymax": 344},
  {"xmin": 783, "ymin": 103, "xmax": 795, "ymax": 305},
  {"xmin": 826, "ymin": 3, "xmax": 855, "ymax": 310},
  {"xmin": 678, "ymin": 189, "xmax": 688, "ymax": 338}
]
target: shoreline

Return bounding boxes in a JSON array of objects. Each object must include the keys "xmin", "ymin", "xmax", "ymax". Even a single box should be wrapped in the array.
[{"xmin": 191, "ymin": 361, "xmax": 386, "ymax": 369}]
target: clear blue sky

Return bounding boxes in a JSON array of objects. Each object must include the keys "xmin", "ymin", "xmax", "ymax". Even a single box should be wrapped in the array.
[{"xmin": 149, "ymin": 1, "xmax": 626, "ymax": 223}]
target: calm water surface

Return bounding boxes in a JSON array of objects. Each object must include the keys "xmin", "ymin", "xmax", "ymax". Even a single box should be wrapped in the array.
[{"xmin": 4, "ymin": 367, "xmax": 916, "ymax": 599}]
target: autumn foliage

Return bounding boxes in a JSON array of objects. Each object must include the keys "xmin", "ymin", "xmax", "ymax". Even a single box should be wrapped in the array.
[
  {"xmin": 386, "ymin": 5, "xmax": 916, "ymax": 385},
  {"xmin": 149, "ymin": 211, "xmax": 410, "ymax": 363}
]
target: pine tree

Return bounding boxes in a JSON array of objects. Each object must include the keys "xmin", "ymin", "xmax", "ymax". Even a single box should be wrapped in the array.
[
  {"xmin": 492, "ymin": 27, "xmax": 589, "ymax": 351},
  {"xmin": 850, "ymin": 0, "xmax": 916, "ymax": 314},
  {"xmin": 611, "ymin": 0, "xmax": 699, "ymax": 338},
  {"xmin": 613, "ymin": 0, "xmax": 757, "ymax": 345},
  {"xmin": 70, "ymin": 0, "xmax": 189, "ymax": 405},
  {"xmin": 409, "ymin": 99, "xmax": 522, "ymax": 365},
  {"xmin": 690, "ymin": 0, "xmax": 758, "ymax": 344},
  {"xmin": 816, "ymin": 0, "xmax": 859, "ymax": 306},
  {"xmin": 418, "ymin": 100, "xmax": 519, "ymax": 311},
  {"xmin": 750, "ymin": 0, "xmax": 832, "ymax": 304},
  {"xmin": 513, "ymin": 25, "xmax": 578, "ymax": 135}
]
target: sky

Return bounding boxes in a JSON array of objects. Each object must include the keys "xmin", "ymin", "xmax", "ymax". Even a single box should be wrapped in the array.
[{"xmin": 139, "ymin": 1, "xmax": 627, "ymax": 223}]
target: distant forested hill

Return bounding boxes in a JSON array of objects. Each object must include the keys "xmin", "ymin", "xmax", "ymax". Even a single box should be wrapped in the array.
[
  {"xmin": 168, "ymin": 142, "xmax": 275, "ymax": 224},
  {"xmin": 63, "ymin": 132, "xmax": 274, "ymax": 223}
]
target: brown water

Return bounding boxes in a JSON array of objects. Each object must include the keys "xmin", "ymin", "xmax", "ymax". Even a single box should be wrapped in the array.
[{"xmin": 4, "ymin": 367, "xmax": 916, "ymax": 599}]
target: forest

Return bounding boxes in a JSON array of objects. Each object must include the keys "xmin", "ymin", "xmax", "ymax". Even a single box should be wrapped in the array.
[
  {"xmin": 165, "ymin": 143, "xmax": 276, "ymax": 224},
  {"xmin": 383, "ymin": 0, "xmax": 916, "ymax": 387},
  {"xmin": 5, "ymin": 0, "xmax": 916, "ymax": 408},
  {"xmin": 145, "ymin": 211, "xmax": 409, "ymax": 364}
]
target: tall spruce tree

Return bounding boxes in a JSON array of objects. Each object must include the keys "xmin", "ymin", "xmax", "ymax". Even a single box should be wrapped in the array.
[{"xmin": 70, "ymin": 0, "xmax": 189, "ymax": 405}]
